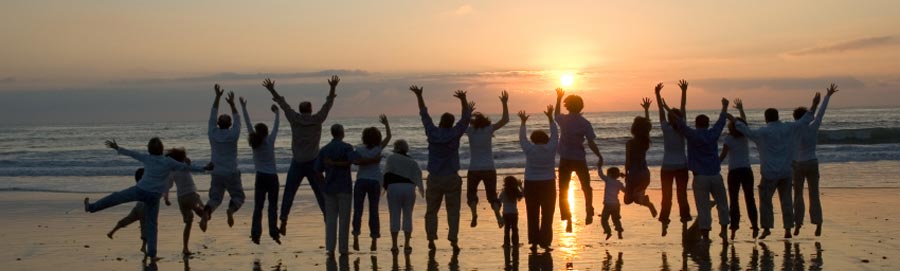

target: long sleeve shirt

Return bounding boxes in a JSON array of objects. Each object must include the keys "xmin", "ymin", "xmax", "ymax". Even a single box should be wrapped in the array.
[
  {"xmin": 736, "ymin": 112, "xmax": 814, "ymax": 180},
  {"xmin": 274, "ymin": 93, "xmax": 334, "ymax": 163},
  {"xmin": 208, "ymin": 106, "xmax": 241, "ymax": 175},
  {"xmin": 659, "ymin": 120, "xmax": 688, "ymax": 169},
  {"xmin": 242, "ymin": 106, "xmax": 279, "ymax": 174},
  {"xmin": 519, "ymin": 121, "xmax": 559, "ymax": 181},
  {"xmin": 795, "ymin": 95, "xmax": 832, "ymax": 162},
  {"xmin": 554, "ymin": 113, "xmax": 598, "ymax": 161},
  {"xmin": 419, "ymin": 105, "xmax": 471, "ymax": 176},
  {"xmin": 673, "ymin": 112, "xmax": 728, "ymax": 176},
  {"xmin": 118, "ymin": 147, "xmax": 203, "ymax": 195},
  {"xmin": 315, "ymin": 139, "xmax": 358, "ymax": 194}
]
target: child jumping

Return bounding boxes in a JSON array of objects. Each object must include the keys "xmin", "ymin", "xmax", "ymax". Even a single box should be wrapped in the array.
[
  {"xmin": 163, "ymin": 148, "xmax": 207, "ymax": 255},
  {"xmin": 106, "ymin": 168, "xmax": 148, "ymax": 253},
  {"xmin": 598, "ymin": 163, "xmax": 625, "ymax": 240},
  {"xmin": 499, "ymin": 176, "xmax": 524, "ymax": 248}
]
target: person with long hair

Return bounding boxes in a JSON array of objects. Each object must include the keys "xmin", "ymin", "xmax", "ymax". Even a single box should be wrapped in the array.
[
  {"xmin": 498, "ymin": 176, "xmax": 524, "ymax": 248},
  {"xmin": 792, "ymin": 84, "xmax": 838, "ymax": 237},
  {"xmin": 719, "ymin": 99, "xmax": 758, "ymax": 240},
  {"xmin": 162, "ymin": 148, "xmax": 207, "ymax": 254},
  {"xmin": 518, "ymin": 106, "xmax": 558, "ymax": 252},
  {"xmin": 464, "ymin": 90, "xmax": 509, "ymax": 228},
  {"xmin": 653, "ymin": 81, "xmax": 693, "ymax": 236},
  {"xmin": 351, "ymin": 115, "xmax": 392, "ymax": 251},
  {"xmin": 239, "ymin": 97, "xmax": 281, "ymax": 245},
  {"xmin": 554, "ymin": 88, "xmax": 603, "ymax": 232},
  {"xmin": 383, "ymin": 139, "xmax": 424, "ymax": 253},
  {"xmin": 624, "ymin": 99, "xmax": 657, "ymax": 218}
]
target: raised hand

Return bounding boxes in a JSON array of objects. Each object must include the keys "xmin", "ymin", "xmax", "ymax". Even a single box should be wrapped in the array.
[
  {"xmin": 453, "ymin": 90, "xmax": 467, "ymax": 100},
  {"xmin": 271, "ymin": 104, "xmax": 279, "ymax": 113},
  {"xmin": 725, "ymin": 113, "xmax": 736, "ymax": 122},
  {"xmin": 214, "ymin": 84, "xmax": 224, "ymax": 97},
  {"xmin": 239, "ymin": 97, "xmax": 247, "ymax": 107},
  {"xmin": 517, "ymin": 110, "xmax": 529, "ymax": 122},
  {"xmin": 654, "ymin": 83, "xmax": 664, "ymax": 94},
  {"xmin": 327, "ymin": 75, "xmax": 340, "ymax": 88},
  {"xmin": 660, "ymin": 98, "xmax": 670, "ymax": 111},
  {"xmin": 733, "ymin": 98, "xmax": 743, "ymax": 110},
  {"xmin": 641, "ymin": 97, "xmax": 652, "ymax": 110},
  {"xmin": 467, "ymin": 101, "xmax": 476, "ymax": 112},
  {"xmin": 544, "ymin": 105, "xmax": 554, "ymax": 119},
  {"xmin": 225, "ymin": 91, "xmax": 236, "ymax": 106},
  {"xmin": 105, "ymin": 139, "xmax": 119, "ymax": 150},
  {"xmin": 813, "ymin": 92, "xmax": 822, "ymax": 106},
  {"xmin": 262, "ymin": 78, "xmax": 276, "ymax": 91},
  {"xmin": 721, "ymin": 97, "xmax": 729, "ymax": 108},
  {"xmin": 827, "ymin": 83, "xmax": 839, "ymax": 96},
  {"xmin": 555, "ymin": 87, "xmax": 565, "ymax": 99},
  {"xmin": 499, "ymin": 90, "xmax": 509, "ymax": 104},
  {"xmin": 678, "ymin": 79, "xmax": 689, "ymax": 92},
  {"xmin": 379, "ymin": 114, "xmax": 389, "ymax": 126},
  {"xmin": 409, "ymin": 85, "xmax": 423, "ymax": 96}
]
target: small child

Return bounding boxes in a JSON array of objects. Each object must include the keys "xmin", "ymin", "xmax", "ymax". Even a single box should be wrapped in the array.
[
  {"xmin": 163, "ymin": 148, "xmax": 206, "ymax": 255},
  {"xmin": 498, "ymin": 176, "xmax": 524, "ymax": 247},
  {"xmin": 106, "ymin": 168, "xmax": 148, "ymax": 253},
  {"xmin": 598, "ymin": 163, "xmax": 625, "ymax": 240}
]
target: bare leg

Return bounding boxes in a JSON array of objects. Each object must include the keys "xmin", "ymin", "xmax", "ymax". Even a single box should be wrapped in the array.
[
  {"xmin": 371, "ymin": 238, "xmax": 377, "ymax": 251},
  {"xmin": 353, "ymin": 235, "xmax": 359, "ymax": 251},
  {"xmin": 404, "ymin": 231, "xmax": 412, "ymax": 252},
  {"xmin": 183, "ymin": 222, "xmax": 193, "ymax": 255},
  {"xmin": 390, "ymin": 232, "xmax": 399, "ymax": 252},
  {"xmin": 108, "ymin": 225, "xmax": 123, "ymax": 239}
]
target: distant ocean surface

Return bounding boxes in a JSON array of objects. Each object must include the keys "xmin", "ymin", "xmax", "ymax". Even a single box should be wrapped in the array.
[{"xmin": 2, "ymin": 107, "xmax": 899, "ymax": 192}]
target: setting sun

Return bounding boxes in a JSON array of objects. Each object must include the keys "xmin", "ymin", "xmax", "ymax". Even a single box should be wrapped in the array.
[{"xmin": 560, "ymin": 73, "xmax": 575, "ymax": 87}]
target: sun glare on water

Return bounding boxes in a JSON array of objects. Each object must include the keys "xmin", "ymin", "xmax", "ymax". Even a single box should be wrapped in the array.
[{"xmin": 560, "ymin": 73, "xmax": 575, "ymax": 87}]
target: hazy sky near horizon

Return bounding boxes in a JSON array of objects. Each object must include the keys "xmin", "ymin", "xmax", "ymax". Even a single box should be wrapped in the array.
[{"xmin": 2, "ymin": 1, "xmax": 900, "ymax": 124}]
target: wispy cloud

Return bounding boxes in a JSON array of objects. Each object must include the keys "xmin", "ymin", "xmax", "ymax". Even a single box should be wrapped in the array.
[
  {"xmin": 696, "ymin": 76, "xmax": 865, "ymax": 91},
  {"xmin": 112, "ymin": 69, "xmax": 370, "ymax": 85},
  {"xmin": 455, "ymin": 4, "xmax": 473, "ymax": 16},
  {"xmin": 787, "ymin": 36, "xmax": 895, "ymax": 56}
]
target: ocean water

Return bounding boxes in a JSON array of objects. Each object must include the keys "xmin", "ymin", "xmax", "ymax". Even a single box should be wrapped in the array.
[{"xmin": 1, "ymin": 107, "xmax": 899, "ymax": 192}]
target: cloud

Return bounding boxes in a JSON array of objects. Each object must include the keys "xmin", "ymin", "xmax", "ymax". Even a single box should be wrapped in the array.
[
  {"xmin": 0, "ymin": 77, "xmax": 14, "ymax": 84},
  {"xmin": 455, "ymin": 4, "xmax": 473, "ymax": 16},
  {"xmin": 112, "ymin": 69, "xmax": 370, "ymax": 85},
  {"xmin": 695, "ymin": 76, "xmax": 865, "ymax": 92},
  {"xmin": 788, "ymin": 36, "xmax": 895, "ymax": 56}
]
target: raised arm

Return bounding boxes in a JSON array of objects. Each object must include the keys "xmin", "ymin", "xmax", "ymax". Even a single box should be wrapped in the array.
[
  {"xmin": 812, "ymin": 83, "xmax": 838, "ymax": 130},
  {"xmin": 719, "ymin": 143, "xmax": 730, "ymax": 162},
  {"xmin": 240, "ymin": 97, "xmax": 253, "ymax": 135},
  {"xmin": 544, "ymin": 105, "xmax": 559, "ymax": 148},
  {"xmin": 733, "ymin": 98, "xmax": 747, "ymax": 121},
  {"xmin": 678, "ymin": 79, "xmax": 688, "ymax": 118},
  {"xmin": 269, "ymin": 104, "xmax": 280, "ymax": 141},
  {"xmin": 730, "ymin": 114, "xmax": 757, "ymax": 141},
  {"xmin": 225, "ymin": 92, "xmax": 240, "ymax": 138},
  {"xmin": 409, "ymin": 85, "xmax": 435, "ymax": 131},
  {"xmin": 106, "ymin": 139, "xmax": 148, "ymax": 163},
  {"xmin": 517, "ymin": 110, "xmax": 531, "ymax": 150},
  {"xmin": 314, "ymin": 75, "xmax": 340, "ymax": 121},
  {"xmin": 453, "ymin": 90, "xmax": 472, "ymax": 135},
  {"xmin": 654, "ymin": 83, "xmax": 666, "ymax": 124},
  {"xmin": 641, "ymin": 97, "xmax": 652, "ymax": 119},
  {"xmin": 554, "ymin": 88, "xmax": 564, "ymax": 119},
  {"xmin": 492, "ymin": 90, "xmax": 510, "ymax": 131},
  {"xmin": 209, "ymin": 84, "xmax": 224, "ymax": 135},
  {"xmin": 711, "ymin": 98, "xmax": 729, "ymax": 135},
  {"xmin": 262, "ymin": 78, "xmax": 299, "ymax": 119},
  {"xmin": 379, "ymin": 114, "xmax": 392, "ymax": 149}
]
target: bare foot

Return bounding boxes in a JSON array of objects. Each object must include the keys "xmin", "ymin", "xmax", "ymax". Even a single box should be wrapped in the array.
[
  {"xmin": 605, "ymin": 233, "xmax": 612, "ymax": 240},
  {"xmin": 391, "ymin": 246, "xmax": 399, "ymax": 253},
  {"xmin": 84, "ymin": 198, "xmax": 90, "ymax": 212},
  {"xmin": 370, "ymin": 239, "xmax": 377, "ymax": 251},
  {"xmin": 565, "ymin": 220, "xmax": 573, "ymax": 233},
  {"xmin": 107, "ymin": 232, "xmax": 114, "ymax": 239},
  {"xmin": 279, "ymin": 220, "xmax": 287, "ymax": 236},
  {"xmin": 353, "ymin": 235, "xmax": 359, "ymax": 251},
  {"xmin": 784, "ymin": 230, "xmax": 792, "ymax": 239},
  {"xmin": 752, "ymin": 228, "xmax": 759, "ymax": 239},
  {"xmin": 470, "ymin": 215, "xmax": 478, "ymax": 228},
  {"xmin": 731, "ymin": 229, "xmax": 737, "ymax": 240},
  {"xmin": 199, "ymin": 216, "xmax": 209, "ymax": 232},
  {"xmin": 794, "ymin": 224, "xmax": 802, "ymax": 236},
  {"xmin": 251, "ymin": 237, "xmax": 260, "ymax": 245},
  {"xmin": 661, "ymin": 223, "xmax": 668, "ymax": 237},
  {"xmin": 649, "ymin": 203, "xmax": 658, "ymax": 218},
  {"xmin": 815, "ymin": 224, "xmax": 822, "ymax": 237},
  {"xmin": 273, "ymin": 237, "xmax": 281, "ymax": 245},
  {"xmin": 759, "ymin": 229, "xmax": 771, "ymax": 240},
  {"xmin": 226, "ymin": 210, "xmax": 235, "ymax": 228},
  {"xmin": 182, "ymin": 250, "xmax": 193, "ymax": 256},
  {"xmin": 428, "ymin": 240, "xmax": 436, "ymax": 250},
  {"xmin": 617, "ymin": 231, "xmax": 623, "ymax": 240},
  {"xmin": 451, "ymin": 241, "xmax": 460, "ymax": 253}
]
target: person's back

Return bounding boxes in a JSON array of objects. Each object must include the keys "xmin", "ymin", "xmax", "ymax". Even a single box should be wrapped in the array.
[
  {"xmin": 752, "ymin": 121, "xmax": 801, "ymax": 179},
  {"xmin": 355, "ymin": 145, "xmax": 384, "ymax": 182},
  {"xmin": 520, "ymin": 121, "xmax": 558, "ymax": 181},
  {"xmin": 625, "ymin": 139, "xmax": 649, "ymax": 172},
  {"xmin": 466, "ymin": 127, "xmax": 495, "ymax": 169},
  {"xmin": 499, "ymin": 190, "xmax": 520, "ymax": 215},
  {"xmin": 723, "ymin": 134, "xmax": 750, "ymax": 170},
  {"xmin": 601, "ymin": 175, "xmax": 624, "ymax": 205},
  {"xmin": 556, "ymin": 113, "xmax": 595, "ymax": 160},
  {"xmin": 167, "ymin": 170, "xmax": 198, "ymax": 197},
  {"xmin": 425, "ymin": 123, "xmax": 468, "ymax": 175},
  {"xmin": 318, "ymin": 139, "xmax": 356, "ymax": 194},
  {"xmin": 129, "ymin": 150, "xmax": 191, "ymax": 194},
  {"xmin": 208, "ymin": 109, "xmax": 240, "ymax": 176}
]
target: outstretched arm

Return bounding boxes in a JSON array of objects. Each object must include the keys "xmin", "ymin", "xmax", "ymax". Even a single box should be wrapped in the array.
[
  {"xmin": 269, "ymin": 104, "xmax": 280, "ymax": 140},
  {"xmin": 734, "ymin": 98, "xmax": 747, "ymax": 121},
  {"xmin": 379, "ymin": 114, "xmax": 392, "ymax": 149},
  {"xmin": 262, "ymin": 78, "xmax": 299, "ymax": 120},
  {"xmin": 554, "ymin": 88, "xmax": 564, "ymax": 119},
  {"xmin": 240, "ymin": 97, "xmax": 253, "ymax": 135},
  {"xmin": 641, "ymin": 97, "xmax": 652, "ymax": 119},
  {"xmin": 411, "ymin": 85, "xmax": 435, "ymax": 131},
  {"xmin": 209, "ymin": 84, "xmax": 224, "ymax": 135},
  {"xmin": 654, "ymin": 83, "xmax": 666, "ymax": 124},
  {"xmin": 812, "ymin": 83, "xmax": 838, "ymax": 130},
  {"xmin": 517, "ymin": 110, "xmax": 531, "ymax": 150},
  {"xmin": 453, "ymin": 90, "xmax": 472, "ymax": 134},
  {"xmin": 710, "ymin": 98, "xmax": 729, "ymax": 135},
  {"xmin": 225, "ymin": 92, "xmax": 240, "ymax": 137},
  {"xmin": 315, "ymin": 75, "xmax": 340, "ymax": 121},
  {"xmin": 678, "ymin": 79, "xmax": 688, "ymax": 118},
  {"xmin": 492, "ymin": 90, "xmax": 510, "ymax": 131}
]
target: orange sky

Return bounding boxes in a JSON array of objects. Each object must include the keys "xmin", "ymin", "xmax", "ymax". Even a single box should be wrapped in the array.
[{"xmin": 1, "ymin": 1, "xmax": 899, "ymax": 123}]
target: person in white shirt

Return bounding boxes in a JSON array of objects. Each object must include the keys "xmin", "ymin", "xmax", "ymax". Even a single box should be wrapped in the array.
[
  {"xmin": 162, "ymin": 148, "xmax": 206, "ymax": 255},
  {"xmin": 351, "ymin": 115, "xmax": 392, "ymax": 252},
  {"xmin": 597, "ymin": 163, "xmax": 625, "ymax": 240},
  {"xmin": 792, "ymin": 84, "xmax": 838, "ymax": 237},
  {"xmin": 383, "ymin": 139, "xmax": 424, "ymax": 253},
  {"xmin": 653, "ymin": 81, "xmax": 693, "ymax": 236},
  {"xmin": 464, "ymin": 90, "xmax": 509, "ymax": 228},
  {"xmin": 719, "ymin": 99, "xmax": 758, "ymax": 240},
  {"xmin": 239, "ymin": 97, "xmax": 282, "ymax": 245},
  {"xmin": 497, "ymin": 176, "xmax": 524, "ymax": 248},
  {"xmin": 518, "ymin": 106, "xmax": 558, "ymax": 252},
  {"xmin": 201, "ymin": 85, "xmax": 244, "ymax": 231},
  {"xmin": 733, "ymin": 93, "xmax": 820, "ymax": 239}
]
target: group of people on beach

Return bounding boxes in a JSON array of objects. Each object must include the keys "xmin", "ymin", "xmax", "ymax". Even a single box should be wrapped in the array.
[{"xmin": 81, "ymin": 75, "xmax": 839, "ymax": 261}]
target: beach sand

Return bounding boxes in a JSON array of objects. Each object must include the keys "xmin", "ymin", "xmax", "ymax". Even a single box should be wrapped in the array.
[{"xmin": 1, "ymin": 186, "xmax": 898, "ymax": 270}]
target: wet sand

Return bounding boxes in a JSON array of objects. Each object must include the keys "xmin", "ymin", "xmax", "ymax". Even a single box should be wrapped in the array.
[{"xmin": 1, "ymin": 187, "xmax": 898, "ymax": 270}]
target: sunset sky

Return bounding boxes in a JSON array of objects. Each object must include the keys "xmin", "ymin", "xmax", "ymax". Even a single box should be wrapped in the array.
[{"xmin": 2, "ymin": 1, "xmax": 899, "ymax": 124}]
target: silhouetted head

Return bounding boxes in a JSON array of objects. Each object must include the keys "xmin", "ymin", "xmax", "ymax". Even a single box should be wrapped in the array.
[
  {"xmin": 298, "ymin": 101, "xmax": 313, "ymax": 114},
  {"xmin": 728, "ymin": 118, "xmax": 746, "ymax": 138},
  {"xmin": 248, "ymin": 123, "xmax": 269, "ymax": 149},
  {"xmin": 667, "ymin": 108, "xmax": 683, "ymax": 131},
  {"xmin": 471, "ymin": 112, "xmax": 491, "ymax": 130},
  {"xmin": 695, "ymin": 114, "xmax": 710, "ymax": 129},
  {"xmin": 793, "ymin": 107, "xmax": 808, "ymax": 120},
  {"xmin": 393, "ymin": 139, "xmax": 409, "ymax": 155},
  {"xmin": 134, "ymin": 168, "xmax": 145, "ymax": 183},
  {"xmin": 361, "ymin": 127, "xmax": 382, "ymax": 148},
  {"xmin": 439, "ymin": 113, "xmax": 455, "ymax": 129},
  {"xmin": 331, "ymin": 124, "xmax": 344, "ymax": 139},
  {"xmin": 764, "ymin": 108, "xmax": 779, "ymax": 123},
  {"xmin": 217, "ymin": 114, "xmax": 232, "ymax": 129},
  {"xmin": 563, "ymin": 95, "xmax": 584, "ymax": 113},
  {"xmin": 606, "ymin": 167, "xmax": 621, "ymax": 179},
  {"xmin": 165, "ymin": 147, "xmax": 188, "ymax": 162},
  {"xmin": 631, "ymin": 116, "xmax": 652, "ymax": 139},
  {"xmin": 502, "ymin": 176, "xmax": 524, "ymax": 200},
  {"xmin": 530, "ymin": 130, "xmax": 550, "ymax": 145},
  {"xmin": 147, "ymin": 137, "xmax": 164, "ymax": 156}
]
